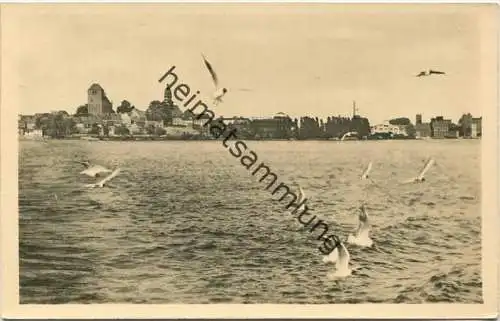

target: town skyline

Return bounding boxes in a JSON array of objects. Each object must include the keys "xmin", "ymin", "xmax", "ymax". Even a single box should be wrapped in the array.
[
  {"xmin": 4, "ymin": 4, "xmax": 492, "ymax": 124},
  {"xmin": 19, "ymin": 82, "xmax": 482, "ymax": 142},
  {"xmin": 18, "ymin": 82, "xmax": 479, "ymax": 127}
]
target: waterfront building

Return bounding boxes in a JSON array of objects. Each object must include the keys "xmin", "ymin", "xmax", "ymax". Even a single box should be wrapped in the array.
[
  {"xmin": 24, "ymin": 129, "xmax": 44, "ymax": 138},
  {"xmin": 471, "ymin": 123, "xmax": 478, "ymax": 138},
  {"xmin": 87, "ymin": 83, "xmax": 114, "ymax": 115},
  {"xmin": 250, "ymin": 113, "xmax": 294, "ymax": 139},
  {"xmin": 472, "ymin": 117, "xmax": 482, "ymax": 137},
  {"xmin": 457, "ymin": 114, "xmax": 481, "ymax": 138},
  {"xmin": 370, "ymin": 122, "xmax": 401, "ymax": 135},
  {"xmin": 251, "ymin": 118, "xmax": 281, "ymax": 139},
  {"xmin": 415, "ymin": 123, "xmax": 431, "ymax": 138},
  {"xmin": 221, "ymin": 117, "xmax": 252, "ymax": 137},
  {"xmin": 128, "ymin": 122, "xmax": 143, "ymax": 135},
  {"xmin": 100, "ymin": 113, "xmax": 122, "ymax": 121},
  {"xmin": 416, "ymin": 114, "xmax": 422, "ymax": 125},
  {"xmin": 145, "ymin": 120, "xmax": 164, "ymax": 128},
  {"xmin": 172, "ymin": 117, "xmax": 192, "ymax": 127},
  {"xmin": 192, "ymin": 117, "xmax": 211, "ymax": 128},
  {"xmin": 98, "ymin": 113, "xmax": 122, "ymax": 129},
  {"xmin": 430, "ymin": 116, "xmax": 452, "ymax": 138},
  {"xmin": 73, "ymin": 114, "xmax": 100, "ymax": 134},
  {"xmin": 222, "ymin": 116, "xmax": 252, "ymax": 126},
  {"xmin": 18, "ymin": 115, "xmax": 37, "ymax": 135},
  {"xmin": 190, "ymin": 113, "xmax": 213, "ymax": 136}
]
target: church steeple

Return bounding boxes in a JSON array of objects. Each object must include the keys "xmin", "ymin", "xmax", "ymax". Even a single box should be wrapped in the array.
[{"xmin": 164, "ymin": 85, "xmax": 173, "ymax": 104}]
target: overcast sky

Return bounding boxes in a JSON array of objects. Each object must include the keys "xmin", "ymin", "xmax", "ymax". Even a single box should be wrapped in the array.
[{"xmin": 2, "ymin": 3, "xmax": 495, "ymax": 124}]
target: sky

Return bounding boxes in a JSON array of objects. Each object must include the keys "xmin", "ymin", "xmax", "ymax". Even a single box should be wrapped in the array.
[{"xmin": 2, "ymin": 3, "xmax": 496, "ymax": 124}]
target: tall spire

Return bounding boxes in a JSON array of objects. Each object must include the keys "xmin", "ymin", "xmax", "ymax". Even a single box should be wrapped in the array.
[
  {"xmin": 164, "ymin": 85, "xmax": 173, "ymax": 104},
  {"xmin": 352, "ymin": 100, "xmax": 358, "ymax": 118}
]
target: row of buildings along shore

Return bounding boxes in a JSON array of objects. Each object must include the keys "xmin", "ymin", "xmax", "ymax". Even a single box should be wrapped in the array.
[{"xmin": 19, "ymin": 83, "xmax": 482, "ymax": 141}]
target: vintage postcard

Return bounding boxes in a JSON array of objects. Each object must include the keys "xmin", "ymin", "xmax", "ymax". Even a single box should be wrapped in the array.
[{"xmin": 1, "ymin": 2, "xmax": 498, "ymax": 319}]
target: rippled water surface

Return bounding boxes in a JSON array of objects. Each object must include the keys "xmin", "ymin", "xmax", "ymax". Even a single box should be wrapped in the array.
[{"xmin": 19, "ymin": 139, "xmax": 482, "ymax": 303}]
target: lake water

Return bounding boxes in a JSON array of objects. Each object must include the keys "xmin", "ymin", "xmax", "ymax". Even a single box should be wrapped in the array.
[{"xmin": 19, "ymin": 139, "xmax": 482, "ymax": 303}]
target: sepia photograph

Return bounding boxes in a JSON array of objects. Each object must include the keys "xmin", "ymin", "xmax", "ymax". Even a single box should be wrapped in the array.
[{"xmin": 1, "ymin": 2, "xmax": 498, "ymax": 319}]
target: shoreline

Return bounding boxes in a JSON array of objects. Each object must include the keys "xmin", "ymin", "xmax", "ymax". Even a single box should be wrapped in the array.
[{"xmin": 18, "ymin": 135, "xmax": 481, "ymax": 142}]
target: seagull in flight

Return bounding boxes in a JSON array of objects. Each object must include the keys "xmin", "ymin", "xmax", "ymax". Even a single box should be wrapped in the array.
[
  {"xmin": 201, "ymin": 53, "xmax": 253, "ymax": 106},
  {"xmin": 322, "ymin": 234, "xmax": 342, "ymax": 264},
  {"xmin": 75, "ymin": 160, "xmax": 112, "ymax": 178},
  {"xmin": 402, "ymin": 158, "xmax": 435, "ymax": 183},
  {"xmin": 361, "ymin": 161, "xmax": 373, "ymax": 180},
  {"xmin": 429, "ymin": 69, "xmax": 446, "ymax": 75},
  {"xmin": 85, "ymin": 168, "xmax": 121, "ymax": 188},
  {"xmin": 327, "ymin": 240, "xmax": 353, "ymax": 278},
  {"xmin": 416, "ymin": 69, "xmax": 446, "ymax": 77},
  {"xmin": 298, "ymin": 186, "xmax": 305, "ymax": 203},
  {"xmin": 289, "ymin": 184, "xmax": 306, "ymax": 215},
  {"xmin": 347, "ymin": 204, "xmax": 373, "ymax": 247},
  {"xmin": 201, "ymin": 53, "xmax": 227, "ymax": 107}
]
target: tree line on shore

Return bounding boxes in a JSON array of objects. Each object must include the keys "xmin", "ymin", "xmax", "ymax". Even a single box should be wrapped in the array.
[{"xmin": 21, "ymin": 93, "xmax": 476, "ymax": 140}]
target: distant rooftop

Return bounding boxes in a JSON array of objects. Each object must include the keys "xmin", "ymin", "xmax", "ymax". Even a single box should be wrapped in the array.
[{"xmin": 88, "ymin": 83, "xmax": 103, "ymax": 91}]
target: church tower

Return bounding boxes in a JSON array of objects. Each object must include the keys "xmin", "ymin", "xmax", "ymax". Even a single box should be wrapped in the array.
[{"xmin": 163, "ymin": 85, "xmax": 173, "ymax": 105}]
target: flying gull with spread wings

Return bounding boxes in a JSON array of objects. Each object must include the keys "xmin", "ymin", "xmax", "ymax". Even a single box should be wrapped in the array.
[
  {"xmin": 327, "ymin": 240, "xmax": 353, "ymax": 279},
  {"xmin": 85, "ymin": 168, "xmax": 121, "ymax": 188},
  {"xmin": 201, "ymin": 53, "xmax": 228, "ymax": 107},
  {"xmin": 75, "ymin": 160, "xmax": 112, "ymax": 178},
  {"xmin": 361, "ymin": 161, "xmax": 373, "ymax": 180},
  {"xmin": 416, "ymin": 69, "xmax": 446, "ymax": 77},
  {"xmin": 200, "ymin": 53, "xmax": 253, "ymax": 107},
  {"xmin": 347, "ymin": 204, "xmax": 373, "ymax": 247},
  {"xmin": 402, "ymin": 158, "xmax": 435, "ymax": 183}
]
